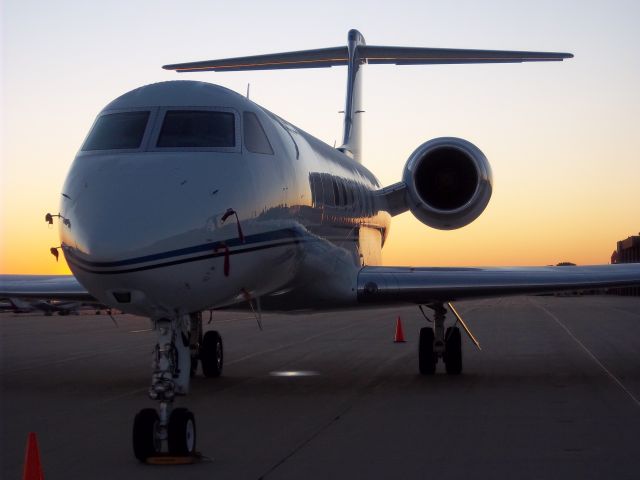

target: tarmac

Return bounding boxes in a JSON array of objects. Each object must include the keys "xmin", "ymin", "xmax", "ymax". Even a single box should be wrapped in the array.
[{"xmin": 1, "ymin": 295, "xmax": 640, "ymax": 479}]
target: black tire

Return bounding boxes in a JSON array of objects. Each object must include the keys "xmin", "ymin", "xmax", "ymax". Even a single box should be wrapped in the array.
[
  {"xmin": 201, "ymin": 330, "xmax": 223, "ymax": 377},
  {"xmin": 189, "ymin": 319, "xmax": 203, "ymax": 377},
  {"xmin": 168, "ymin": 408, "xmax": 196, "ymax": 456},
  {"xmin": 190, "ymin": 356, "xmax": 199, "ymax": 377},
  {"xmin": 444, "ymin": 327, "xmax": 462, "ymax": 375},
  {"xmin": 133, "ymin": 408, "xmax": 160, "ymax": 461},
  {"xmin": 419, "ymin": 327, "xmax": 436, "ymax": 375}
]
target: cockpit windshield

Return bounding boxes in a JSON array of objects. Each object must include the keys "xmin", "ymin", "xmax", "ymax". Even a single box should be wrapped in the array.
[
  {"xmin": 157, "ymin": 110, "xmax": 235, "ymax": 148},
  {"xmin": 81, "ymin": 111, "xmax": 150, "ymax": 151},
  {"xmin": 243, "ymin": 111, "xmax": 273, "ymax": 155}
]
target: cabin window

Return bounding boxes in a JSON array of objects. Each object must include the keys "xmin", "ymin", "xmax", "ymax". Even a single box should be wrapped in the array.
[
  {"xmin": 309, "ymin": 173, "xmax": 324, "ymax": 207},
  {"xmin": 157, "ymin": 110, "xmax": 235, "ymax": 148},
  {"xmin": 345, "ymin": 181, "xmax": 354, "ymax": 207},
  {"xmin": 332, "ymin": 179, "xmax": 341, "ymax": 207},
  {"xmin": 321, "ymin": 174, "xmax": 335, "ymax": 206},
  {"xmin": 354, "ymin": 182, "xmax": 363, "ymax": 212},
  {"xmin": 243, "ymin": 112, "xmax": 274, "ymax": 154},
  {"xmin": 366, "ymin": 189, "xmax": 374, "ymax": 216},
  {"xmin": 81, "ymin": 111, "xmax": 150, "ymax": 151},
  {"xmin": 339, "ymin": 180, "xmax": 348, "ymax": 207}
]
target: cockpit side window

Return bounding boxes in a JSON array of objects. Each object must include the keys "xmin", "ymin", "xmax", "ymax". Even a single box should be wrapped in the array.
[
  {"xmin": 243, "ymin": 111, "xmax": 274, "ymax": 155},
  {"xmin": 157, "ymin": 110, "xmax": 235, "ymax": 148},
  {"xmin": 81, "ymin": 111, "xmax": 150, "ymax": 151}
]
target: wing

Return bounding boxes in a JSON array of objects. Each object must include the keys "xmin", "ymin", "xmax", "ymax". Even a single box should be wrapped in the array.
[
  {"xmin": 0, "ymin": 275, "xmax": 93, "ymax": 302},
  {"xmin": 357, "ymin": 264, "xmax": 640, "ymax": 305}
]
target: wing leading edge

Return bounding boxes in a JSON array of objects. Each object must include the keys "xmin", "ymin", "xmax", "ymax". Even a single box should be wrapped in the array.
[
  {"xmin": 357, "ymin": 264, "xmax": 640, "ymax": 305},
  {"xmin": 0, "ymin": 275, "xmax": 93, "ymax": 301}
]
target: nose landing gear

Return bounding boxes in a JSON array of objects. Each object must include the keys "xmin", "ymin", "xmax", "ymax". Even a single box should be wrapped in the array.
[{"xmin": 132, "ymin": 313, "xmax": 209, "ymax": 462}]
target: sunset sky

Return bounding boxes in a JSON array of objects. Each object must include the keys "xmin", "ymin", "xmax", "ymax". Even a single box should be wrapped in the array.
[{"xmin": 1, "ymin": 0, "xmax": 639, "ymax": 274}]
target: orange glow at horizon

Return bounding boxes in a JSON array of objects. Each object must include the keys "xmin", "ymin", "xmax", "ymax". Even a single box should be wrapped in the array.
[
  {"xmin": 1, "ymin": 191, "xmax": 636, "ymax": 274},
  {"xmin": 1, "ymin": 215, "xmax": 72, "ymax": 275},
  {"xmin": 382, "ymin": 213, "xmax": 635, "ymax": 268}
]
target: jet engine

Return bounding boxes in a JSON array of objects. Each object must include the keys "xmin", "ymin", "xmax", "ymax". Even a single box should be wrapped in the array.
[{"xmin": 402, "ymin": 137, "xmax": 493, "ymax": 230}]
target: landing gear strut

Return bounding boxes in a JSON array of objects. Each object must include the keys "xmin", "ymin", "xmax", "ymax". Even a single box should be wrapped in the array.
[
  {"xmin": 132, "ymin": 312, "xmax": 219, "ymax": 462},
  {"xmin": 418, "ymin": 303, "xmax": 463, "ymax": 375}
]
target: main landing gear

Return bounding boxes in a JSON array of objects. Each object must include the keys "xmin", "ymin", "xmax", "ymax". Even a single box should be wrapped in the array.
[
  {"xmin": 418, "ymin": 302, "xmax": 472, "ymax": 375},
  {"xmin": 132, "ymin": 312, "xmax": 224, "ymax": 462}
]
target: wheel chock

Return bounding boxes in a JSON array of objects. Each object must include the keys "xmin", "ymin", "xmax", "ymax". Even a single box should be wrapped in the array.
[{"xmin": 145, "ymin": 452, "xmax": 207, "ymax": 465}]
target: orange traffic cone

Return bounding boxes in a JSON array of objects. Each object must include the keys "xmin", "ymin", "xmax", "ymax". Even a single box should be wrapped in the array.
[
  {"xmin": 23, "ymin": 432, "xmax": 44, "ymax": 480},
  {"xmin": 394, "ymin": 317, "xmax": 406, "ymax": 343}
]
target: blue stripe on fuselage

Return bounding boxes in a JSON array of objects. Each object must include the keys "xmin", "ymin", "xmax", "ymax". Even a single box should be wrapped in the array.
[{"xmin": 64, "ymin": 228, "xmax": 302, "ymax": 269}]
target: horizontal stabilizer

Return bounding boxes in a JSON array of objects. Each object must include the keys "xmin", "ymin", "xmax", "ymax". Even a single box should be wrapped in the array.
[
  {"xmin": 361, "ymin": 45, "xmax": 572, "ymax": 65},
  {"xmin": 163, "ymin": 29, "xmax": 573, "ymax": 165},
  {"xmin": 163, "ymin": 45, "xmax": 572, "ymax": 73},
  {"xmin": 163, "ymin": 47, "xmax": 349, "ymax": 72}
]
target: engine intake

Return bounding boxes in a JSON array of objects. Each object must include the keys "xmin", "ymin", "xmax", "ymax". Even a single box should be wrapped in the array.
[{"xmin": 403, "ymin": 137, "xmax": 493, "ymax": 230}]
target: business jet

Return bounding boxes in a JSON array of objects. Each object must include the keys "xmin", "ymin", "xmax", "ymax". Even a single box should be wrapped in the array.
[
  {"xmin": 4, "ymin": 297, "xmax": 82, "ymax": 315},
  {"xmin": 1, "ymin": 29, "xmax": 639, "ymax": 461},
  {"xmin": 0, "ymin": 298, "xmax": 35, "ymax": 313}
]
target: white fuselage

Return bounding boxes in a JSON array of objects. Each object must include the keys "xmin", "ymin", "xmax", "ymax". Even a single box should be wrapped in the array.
[{"xmin": 59, "ymin": 81, "xmax": 390, "ymax": 318}]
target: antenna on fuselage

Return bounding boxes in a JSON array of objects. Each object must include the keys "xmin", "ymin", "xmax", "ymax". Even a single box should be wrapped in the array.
[
  {"xmin": 163, "ymin": 30, "xmax": 573, "ymax": 164},
  {"xmin": 246, "ymin": 83, "xmax": 250, "ymax": 99}
]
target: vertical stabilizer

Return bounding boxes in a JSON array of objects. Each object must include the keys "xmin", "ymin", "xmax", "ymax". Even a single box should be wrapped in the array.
[{"xmin": 337, "ymin": 29, "xmax": 366, "ymax": 163}]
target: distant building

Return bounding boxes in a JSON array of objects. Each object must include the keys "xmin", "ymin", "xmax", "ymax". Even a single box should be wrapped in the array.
[{"xmin": 611, "ymin": 234, "xmax": 640, "ymax": 296}]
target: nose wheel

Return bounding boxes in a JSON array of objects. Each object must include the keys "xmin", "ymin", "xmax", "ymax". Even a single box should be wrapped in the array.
[
  {"xmin": 133, "ymin": 407, "xmax": 197, "ymax": 461},
  {"xmin": 133, "ymin": 408, "xmax": 161, "ymax": 460},
  {"xmin": 167, "ymin": 408, "xmax": 197, "ymax": 455}
]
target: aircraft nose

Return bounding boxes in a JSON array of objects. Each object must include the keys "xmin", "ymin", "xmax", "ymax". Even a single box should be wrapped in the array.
[
  {"xmin": 59, "ymin": 153, "xmax": 238, "ymax": 262},
  {"xmin": 58, "ymin": 153, "xmax": 255, "ymax": 315},
  {"xmin": 61, "ymin": 167, "xmax": 180, "ymax": 261}
]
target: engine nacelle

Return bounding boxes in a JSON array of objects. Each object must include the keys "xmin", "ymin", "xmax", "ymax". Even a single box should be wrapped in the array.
[{"xmin": 403, "ymin": 137, "xmax": 493, "ymax": 230}]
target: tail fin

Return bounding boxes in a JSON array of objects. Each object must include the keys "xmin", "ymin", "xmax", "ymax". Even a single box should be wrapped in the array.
[{"xmin": 163, "ymin": 30, "xmax": 572, "ymax": 163}]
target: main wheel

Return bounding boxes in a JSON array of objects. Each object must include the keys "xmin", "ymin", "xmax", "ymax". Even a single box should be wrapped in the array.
[
  {"xmin": 168, "ymin": 408, "xmax": 196, "ymax": 455},
  {"xmin": 201, "ymin": 330, "xmax": 223, "ymax": 377},
  {"xmin": 190, "ymin": 315, "xmax": 203, "ymax": 377},
  {"xmin": 419, "ymin": 327, "xmax": 436, "ymax": 375},
  {"xmin": 133, "ymin": 408, "xmax": 160, "ymax": 461},
  {"xmin": 444, "ymin": 326, "xmax": 462, "ymax": 375}
]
